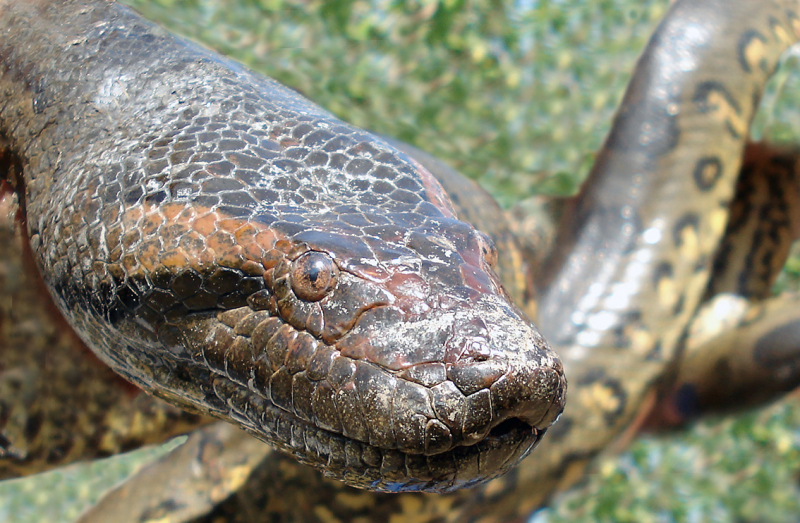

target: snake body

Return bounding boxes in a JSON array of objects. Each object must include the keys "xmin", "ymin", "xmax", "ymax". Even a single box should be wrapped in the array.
[
  {"xmin": 0, "ymin": 0, "xmax": 566, "ymax": 493},
  {"xmin": 4, "ymin": 0, "xmax": 800, "ymax": 522}
]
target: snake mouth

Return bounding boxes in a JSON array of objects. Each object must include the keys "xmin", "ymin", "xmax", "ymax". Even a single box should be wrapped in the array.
[
  {"xmin": 489, "ymin": 417, "xmax": 537, "ymax": 438},
  {"xmin": 200, "ymin": 359, "xmax": 552, "ymax": 493},
  {"xmin": 152, "ymin": 286, "xmax": 565, "ymax": 493},
  {"xmin": 323, "ymin": 293, "xmax": 567, "ymax": 454}
]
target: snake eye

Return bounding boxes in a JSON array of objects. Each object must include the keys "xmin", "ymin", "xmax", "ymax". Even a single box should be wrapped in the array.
[
  {"xmin": 291, "ymin": 251, "xmax": 338, "ymax": 302},
  {"xmin": 476, "ymin": 232, "xmax": 498, "ymax": 269}
]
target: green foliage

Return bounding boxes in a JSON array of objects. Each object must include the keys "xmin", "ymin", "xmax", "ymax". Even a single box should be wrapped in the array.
[{"xmin": 539, "ymin": 403, "xmax": 800, "ymax": 523}]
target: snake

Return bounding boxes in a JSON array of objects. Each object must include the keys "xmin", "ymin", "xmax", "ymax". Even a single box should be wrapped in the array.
[
  {"xmin": 3, "ymin": 0, "xmax": 800, "ymax": 522},
  {"xmin": 0, "ymin": 0, "xmax": 568, "ymax": 494}
]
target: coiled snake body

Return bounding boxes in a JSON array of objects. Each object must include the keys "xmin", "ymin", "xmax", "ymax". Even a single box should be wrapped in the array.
[{"xmin": 3, "ymin": 0, "xmax": 800, "ymax": 521}]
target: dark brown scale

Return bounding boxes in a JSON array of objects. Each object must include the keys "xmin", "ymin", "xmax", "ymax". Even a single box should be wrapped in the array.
[
  {"xmin": 284, "ymin": 333, "xmax": 317, "ymax": 374},
  {"xmin": 311, "ymin": 381, "xmax": 342, "ymax": 433},
  {"xmin": 265, "ymin": 324, "xmax": 296, "ymax": 372},
  {"xmin": 224, "ymin": 337, "xmax": 254, "ymax": 385},
  {"xmin": 291, "ymin": 372, "xmax": 316, "ymax": 421},
  {"xmin": 269, "ymin": 369, "xmax": 294, "ymax": 412}
]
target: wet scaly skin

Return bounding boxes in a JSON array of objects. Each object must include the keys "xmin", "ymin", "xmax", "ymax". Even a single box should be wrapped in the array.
[
  {"xmin": 5, "ymin": 0, "xmax": 800, "ymax": 522},
  {"xmin": 0, "ymin": 0, "xmax": 565, "ymax": 493}
]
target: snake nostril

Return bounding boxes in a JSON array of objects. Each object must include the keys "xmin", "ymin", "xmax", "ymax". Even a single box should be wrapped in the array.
[
  {"xmin": 487, "ymin": 366, "xmax": 566, "ymax": 432},
  {"xmin": 488, "ymin": 417, "xmax": 533, "ymax": 438}
]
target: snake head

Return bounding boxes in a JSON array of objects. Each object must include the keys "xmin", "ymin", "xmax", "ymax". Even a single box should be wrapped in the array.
[
  {"xmin": 203, "ymin": 214, "xmax": 567, "ymax": 492},
  {"xmin": 57, "ymin": 162, "xmax": 566, "ymax": 493},
  {"xmin": 45, "ymin": 144, "xmax": 567, "ymax": 493},
  {"xmin": 108, "ymin": 201, "xmax": 565, "ymax": 492}
]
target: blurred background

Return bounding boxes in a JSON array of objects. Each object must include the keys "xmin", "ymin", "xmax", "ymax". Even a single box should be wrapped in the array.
[{"xmin": 4, "ymin": 0, "xmax": 800, "ymax": 521}]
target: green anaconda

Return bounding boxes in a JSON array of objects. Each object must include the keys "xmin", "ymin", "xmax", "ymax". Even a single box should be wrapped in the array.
[
  {"xmin": 0, "ymin": 0, "xmax": 567, "ymax": 494},
  {"xmin": 4, "ymin": 0, "xmax": 800, "ymax": 522}
]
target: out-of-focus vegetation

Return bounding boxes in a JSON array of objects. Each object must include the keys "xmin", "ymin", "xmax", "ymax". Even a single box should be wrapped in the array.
[{"xmin": 4, "ymin": 0, "xmax": 800, "ymax": 522}]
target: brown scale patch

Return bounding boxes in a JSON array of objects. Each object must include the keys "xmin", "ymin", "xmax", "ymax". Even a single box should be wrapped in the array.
[
  {"xmin": 3, "ymin": 192, "xmax": 139, "ymax": 397},
  {"xmin": 404, "ymin": 153, "xmax": 457, "ymax": 220},
  {"xmin": 1, "ymin": 193, "xmax": 209, "ymax": 478},
  {"xmin": 707, "ymin": 142, "xmax": 800, "ymax": 298}
]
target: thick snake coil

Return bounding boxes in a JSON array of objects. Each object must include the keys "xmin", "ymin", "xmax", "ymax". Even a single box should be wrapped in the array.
[{"xmin": 0, "ymin": 0, "xmax": 565, "ymax": 492}]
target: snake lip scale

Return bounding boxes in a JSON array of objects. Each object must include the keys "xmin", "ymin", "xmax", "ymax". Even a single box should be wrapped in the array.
[{"xmin": 0, "ymin": 0, "xmax": 566, "ymax": 492}]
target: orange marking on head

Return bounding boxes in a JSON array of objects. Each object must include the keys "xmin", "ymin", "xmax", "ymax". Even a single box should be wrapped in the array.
[
  {"xmin": 139, "ymin": 240, "xmax": 163, "ymax": 272},
  {"xmin": 217, "ymin": 248, "xmax": 246, "ymax": 269},
  {"xmin": 243, "ymin": 243, "xmax": 266, "ymax": 264},
  {"xmin": 207, "ymin": 230, "xmax": 235, "ymax": 251},
  {"xmin": 160, "ymin": 249, "xmax": 191, "ymax": 271},
  {"xmin": 256, "ymin": 230, "xmax": 279, "ymax": 251},
  {"xmin": 182, "ymin": 246, "xmax": 216, "ymax": 272},
  {"xmin": 193, "ymin": 212, "xmax": 219, "ymax": 236},
  {"xmin": 161, "ymin": 202, "xmax": 190, "ymax": 221},
  {"xmin": 141, "ymin": 212, "xmax": 165, "ymax": 236},
  {"xmin": 115, "ymin": 201, "xmax": 289, "ymax": 287},
  {"xmin": 234, "ymin": 223, "xmax": 258, "ymax": 242},
  {"xmin": 261, "ymin": 249, "xmax": 284, "ymax": 270},
  {"xmin": 275, "ymin": 239, "xmax": 294, "ymax": 253},
  {"xmin": 125, "ymin": 205, "xmax": 144, "ymax": 223},
  {"xmin": 219, "ymin": 217, "xmax": 245, "ymax": 233}
]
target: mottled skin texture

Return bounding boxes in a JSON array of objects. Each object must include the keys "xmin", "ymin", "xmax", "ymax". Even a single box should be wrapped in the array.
[
  {"xmin": 5, "ymin": 0, "xmax": 800, "ymax": 522},
  {"xmin": 0, "ymin": 0, "xmax": 566, "ymax": 494},
  {"xmin": 646, "ymin": 143, "xmax": 800, "ymax": 426},
  {"xmin": 78, "ymin": 146, "xmax": 800, "ymax": 523}
]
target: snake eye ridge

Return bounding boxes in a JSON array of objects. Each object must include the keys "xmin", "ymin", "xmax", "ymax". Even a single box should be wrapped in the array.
[{"xmin": 291, "ymin": 251, "xmax": 338, "ymax": 302}]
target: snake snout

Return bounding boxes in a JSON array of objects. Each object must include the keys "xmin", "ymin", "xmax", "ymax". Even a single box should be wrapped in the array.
[
  {"xmin": 444, "ymin": 304, "xmax": 566, "ymax": 447},
  {"xmin": 448, "ymin": 355, "xmax": 565, "ymax": 446}
]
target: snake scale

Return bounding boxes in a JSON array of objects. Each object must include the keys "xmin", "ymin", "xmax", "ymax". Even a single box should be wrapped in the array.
[{"xmin": 4, "ymin": 0, "xmax": 800, "ymax": 522}]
